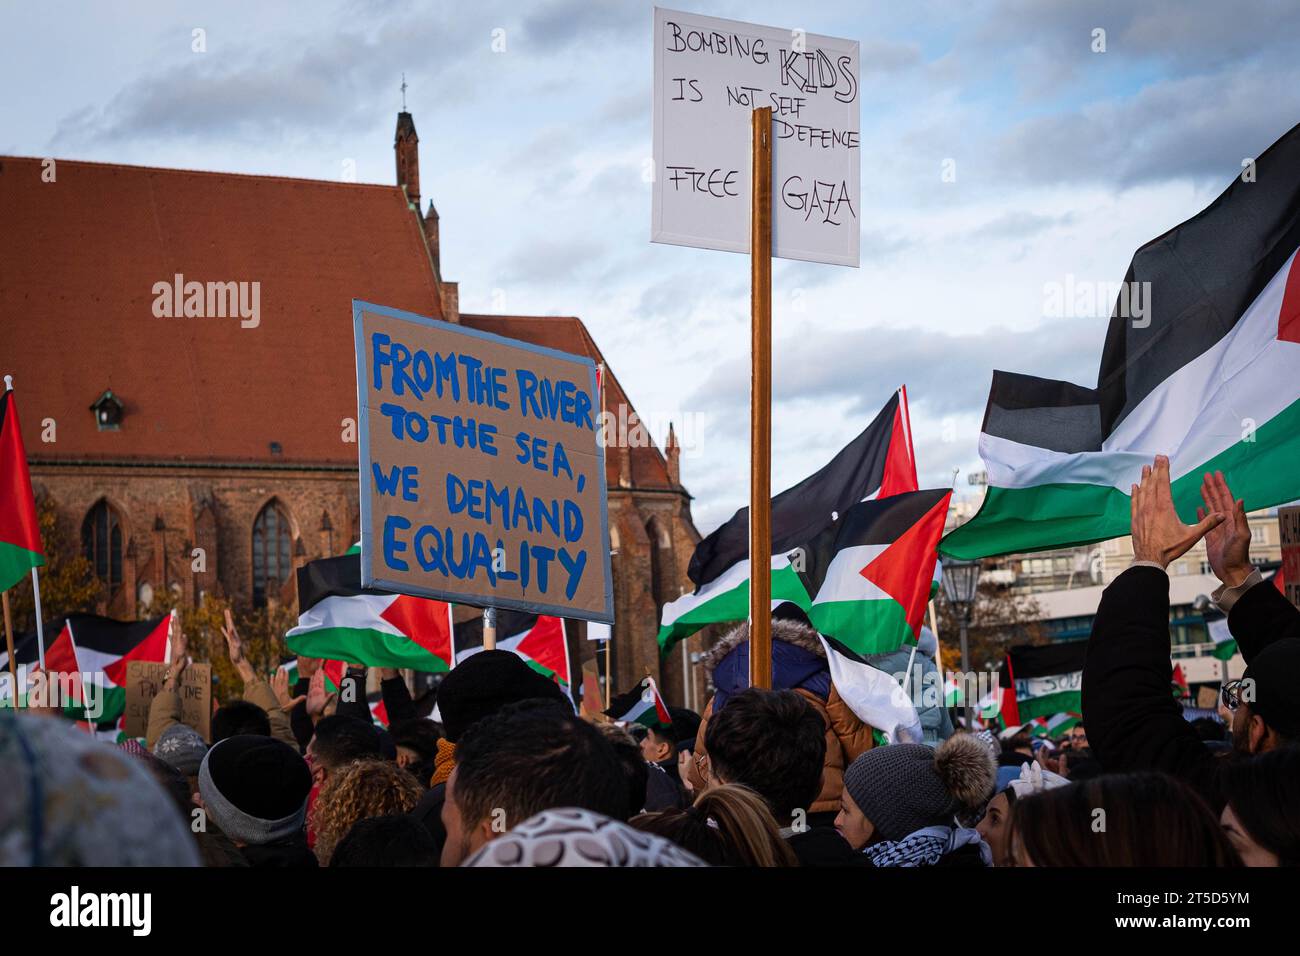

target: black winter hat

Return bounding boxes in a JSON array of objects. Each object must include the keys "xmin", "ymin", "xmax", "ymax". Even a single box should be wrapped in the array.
[
  {"xmin": 1243, "ymin": 639, "xmax": 1300, "ymax": 739},
  {"xmin": 198, "ymin": 735, "xmax": 312, "ymax": 845},
  {"xmin": 437, "ymin": 650, "xmax": 568, "ymax": 742}
]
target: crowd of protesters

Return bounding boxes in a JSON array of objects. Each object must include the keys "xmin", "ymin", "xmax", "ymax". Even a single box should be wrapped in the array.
[{"xmin": 1, "ymin": 461, "xmax": 1298, "ymax": 868}]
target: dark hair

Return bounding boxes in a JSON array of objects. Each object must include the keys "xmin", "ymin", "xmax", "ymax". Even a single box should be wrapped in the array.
[
  {"xmin": 389, "ymin": 718, "xmax": 442, "ymax": 786},
  {"xmin": 602, "ymin": 732, "xmax": 649, "ymax": 820},
  {"xmin": 1011, "ymin": 772, "xmax": 1240, "ymax": 867},
  {"xmin": 631, "ymin": 784, "xmax": 798, "ymax": 867},
  {"xmin": 212, "ymin": 700, "xmax": 271, "ymax": 741},
  {"xmin": 1223, "ymin": 746, "xmax": 1300, "ymax": 866},
  {"xmin": 453, "ymin": 699, "xmax": 625, "ymax": 830},
  {"xmin": 135, "ymin": 751, "xmax": 194, "ymax": 819},
  {"xmin": 1190, "ymin": 717, "xmax": 1228, "ymax": 743},
  {"xmin": 389, "ymin": 718, "xmax": 442, "ymax": 761},
  {"xmin": 311, "ymin": 715, "xmax": 383, "ymax": 771},
  {"xmin": 703, "ymin": 688, "xmax": 825, "ymax": 820},
  {"xmin": 329, "ymin": 814, "xmax": 439, "ymax": 867},
  {"xmin": 667, "ymin": 707, "xmax": 702, "ymax": 751}
]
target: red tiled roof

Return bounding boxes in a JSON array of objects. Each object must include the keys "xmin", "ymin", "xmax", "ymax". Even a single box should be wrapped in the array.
[
  {"xmin": 1, "ymin": 156, "xmax": 443, "ymax": 466},
  {"xmin": 460, "ymin": 314, "xmax": 675, "ymax": 490},
  {"xmin": 1, "ymin": 156, "xmax": 680, "ymax": 491}
]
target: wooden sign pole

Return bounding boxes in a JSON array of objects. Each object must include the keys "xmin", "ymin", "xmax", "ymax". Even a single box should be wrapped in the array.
[
  {"xmin": 749, "ymin": 106, "xmax": 773, "ymax": 690},
  {"xmin": 482, "ymin": 606, "xmax": 497, "ymax": 651}
]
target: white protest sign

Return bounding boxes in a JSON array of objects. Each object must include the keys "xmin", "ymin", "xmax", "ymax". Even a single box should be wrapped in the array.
[{"xmin": 651, "ymin": 7, "xmax": 860, "ymax": 267}]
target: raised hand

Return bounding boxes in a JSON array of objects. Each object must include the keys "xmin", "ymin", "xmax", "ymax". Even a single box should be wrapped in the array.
[
  {"xmin": 306, "ymin": 667, "xmax": 333, "ymax": 718},
  {"xmin": 1130, "ymin": 455, "xmax": 1224, "ymax": 568},
  {"xmin": 271, "ymin": 666, "xmax": 307, "ymax": 713},
  {"xmin": 167, "ymin": 616, "xmax": 188, "ymax": 681},
  {"xmin": 1198, "ymin": 470, "xmax": 1253, "ymax": 587},
  {"xmin": 221, "ymin": 608, "xmax": 244, "ymax": 666}
]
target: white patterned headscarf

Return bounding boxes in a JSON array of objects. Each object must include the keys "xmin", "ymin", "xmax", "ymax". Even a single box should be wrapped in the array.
[
  {"xmin": 0, "ymin": 713, "xmax": 200, "ymax": 866},
  {"xmin": 463, "ymin": 808, "xmax": 709, "ymax": 867}
]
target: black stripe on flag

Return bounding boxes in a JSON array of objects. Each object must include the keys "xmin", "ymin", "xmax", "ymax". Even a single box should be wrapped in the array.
[
  {"xmin": 296, "ymin": 554, "xmax": 390, "ymax": 610},
  {"xmin": 1003, "ymin": 641, "xmax": 1088, "ymax": 681},
  {"xmin": 688, "ymin": 391, "xmax": 900, "ymax": 588},
  {"xmin": 60, "ymin": 614, "xmax": 168, "ymax": 655},
  {"xmin": 796, "ymin": 488, "xmax": 950, "ymax": 599},
  {"xmin": 982, "ymin": 121, "xmax": 1300, "ymax": 449},
  {"xmin": 453, "ymin": 608, "xmax": 539, "ymax": 655}
]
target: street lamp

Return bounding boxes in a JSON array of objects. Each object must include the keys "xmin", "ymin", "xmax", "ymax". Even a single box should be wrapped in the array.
[{"xmin": 940, "ymin": 557, "xmax": 982, "ymax": 730}]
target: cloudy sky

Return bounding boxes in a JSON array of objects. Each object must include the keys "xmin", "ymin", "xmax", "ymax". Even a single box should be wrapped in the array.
[{"xmin": 5, "ymin": 0, "xmax": 1299, "ymax": 534}]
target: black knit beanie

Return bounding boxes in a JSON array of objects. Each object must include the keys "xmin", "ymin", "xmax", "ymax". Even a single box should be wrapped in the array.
[
  {"xmin": 437, "ymin": 650, "xmax": 568, "ymax": 742},
  {"xmin": 198, "ymin": 735, "xmax": 311, "ymax": 845}
]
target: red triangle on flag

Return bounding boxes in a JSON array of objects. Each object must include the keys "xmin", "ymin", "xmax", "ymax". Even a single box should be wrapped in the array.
[
  {"xmin": 858, "ymin": 492, "xmax": 951, "ymax": 639},
  {"xmin": 877, "ymin": 388, "xmax": 919, "ymax": 498},
  {"xmin": 1278, "ymin": 253, "xmax": 1300, "ymax": 344},
  {"xmin": 0, "ymin": 391, "xmax": 45, "ymax": 559},
  {"xmin": 40, "ymin": 623, "xmax": 80, "ymax": 676},
  {"xmin": 103, "ymin": 616, "xmax": 170, "ymax": 686},
  {"xmin": 515, "ymin": 616, "xmax": 567, "ymax": 679},
  {"xmin": 379, "ymin": 595, "xmax": 452, "ymax": 667}
]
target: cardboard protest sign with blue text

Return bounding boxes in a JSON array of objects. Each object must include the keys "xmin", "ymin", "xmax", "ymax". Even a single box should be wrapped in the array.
[
  {"xmin": 651, "ymin": 7, "xmax": 860, "ymax": 266},
  {"xmin": 353, "ymin": 301, "xmax": 613, "ymax": 622}
]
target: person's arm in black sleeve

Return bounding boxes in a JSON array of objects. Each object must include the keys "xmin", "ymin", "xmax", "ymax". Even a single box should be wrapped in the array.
[
  {"xmin": 1084, "ymin": 456, "xmax": 1226, "ymax": 806},
  {"xmin": 334, "ymin": 667, "xmax": 372, "ymax": 723},
  {"xmin": 380, "ymin": 669, "xmax": 418, "ymax": 724},
  {"xmin": 1084, "ymin": 565, "xmax": 1216, "ymax": 789},
  {"xmin": 1200, "ymin": 470, "xmax": 1300, "ymax": 658},
  {"xmin": 289, "ymin": 677, "xmax": 314, "ymax": 750}
]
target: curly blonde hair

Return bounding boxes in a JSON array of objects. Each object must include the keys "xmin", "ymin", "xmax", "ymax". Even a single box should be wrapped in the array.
[{"xmin": 311, "ymin": 759, "xmax": 423, "ymax": 865}]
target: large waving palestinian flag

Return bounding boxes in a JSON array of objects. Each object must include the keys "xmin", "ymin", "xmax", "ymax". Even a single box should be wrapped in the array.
[
  {"xmin": 658, "ymin": 387, "xmax": 918, "ymax": 654},
  {"xmin": 453, "ymin": 608, "xmax": 572, "ymax": 696},
  {"xmin": 286, "ymin": 555, "xmax": 453, "ymax": 671},
  {"xmin": 0, "ymin": 388, "xmax": 45, "ymax": 592},
  {"xmin": 0, "ymin": 614, "xmax": 169, "ymax": 721},
  {"xmin": 943, "ymin": 122, "xmax": 1300, "ymax": 559}
]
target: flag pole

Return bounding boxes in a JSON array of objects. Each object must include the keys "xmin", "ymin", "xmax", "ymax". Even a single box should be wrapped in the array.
[
  {"xmin": 748, "ymin": 106, "xmax": 773, "ymax": 690},
  {"xmin": 2, "ymin": 590, "xmax": 16, "ymax": 706},
  {"xmin": 1, "ymin": 374, "xmax": 17, "ymax": 699},
  {"xmin": 482, "ymin": 606, "xmax": 496, "ymax": 651},
  {"xmin": 31, "ymin": 567, "xmax": 46, "ymax": 670}
]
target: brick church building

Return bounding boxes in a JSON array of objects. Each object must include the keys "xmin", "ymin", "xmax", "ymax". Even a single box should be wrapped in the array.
[{"xmin": 1, "ymin": 112, "xmax": 705, "ymax": 706}]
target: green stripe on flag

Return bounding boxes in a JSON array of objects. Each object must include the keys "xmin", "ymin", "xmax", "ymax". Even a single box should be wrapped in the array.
[
  {"xmin": 286, "ymin": 627, "xmax": 449, "ymax": 671},
  {"xmin": 0, "ymin": 541, "xmax": 44, "ymax": 593},
  {"xmin": 808, "ymin": 598, "xmax": 913, "ymax": 657},
  {"xmin": 945, "ymin": 394, "xmax": 1300, "ymax": 559},
  {"xmin": 656, "ymin": 564, "xmax": 809, "ymax": 655},
  {"xmin": 1016, "ymin": 690, "xmax": 1081, "ymax": 722}
]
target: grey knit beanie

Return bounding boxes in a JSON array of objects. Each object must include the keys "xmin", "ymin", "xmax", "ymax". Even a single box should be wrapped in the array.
[
  {"xmin": 153, "ymin": 724, "xmax": 209, "ymax": 777},
  {"xmin": 843, "ymin": 734, "xmax": 996, "ymax": 842}
]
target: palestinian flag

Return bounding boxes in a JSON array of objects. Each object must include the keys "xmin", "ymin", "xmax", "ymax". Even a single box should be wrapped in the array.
[
  {"xmin": 1, "ymin": 614, "xmax": 169, "ymax": 721},
  {"xmin": 1208, "ymin": 566, "xmax": 1285, "ymax": 660},
  {"xmin": 454, "ymin": 609, "xmax": 572, "ymax": 695},
  {"xmin": 780, "ymin": 490, "xmax": 949, "ymax": 743},
  {"xmin": 943, "ymin": 122, "xmax": 1300, "ymax": 559},
  {"xmin": 278, "ymin": 656, "xmax": 345, "ymax": 693},
  {"xmin": 286, "ymin": 555, "xmax": 452, "ymax": 671},
  {"xmin": 799, "ymin": 490, "xmax": 951, "ymax": 654},
  {"xmin": 1040, "ymin": 712, "xmax": 1081, "ymax": 738},
  {"xmin": 0, "ymin": 388, "xmax": 45, "ymax": 592},
  {"xmin": 605, "ymin": 676, "xmax": 670, "ymax": 728},
  {"xmin": 1172, "ymin": 663, "xmax": 1190, "ymax": 700},
  {"xmin": 659, "ymin": 387, "xmax": 918, "ymax": 654},
  {"xmin": 1000, "ymin": 642, "xmax": 1087, "ymax": 722}
]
